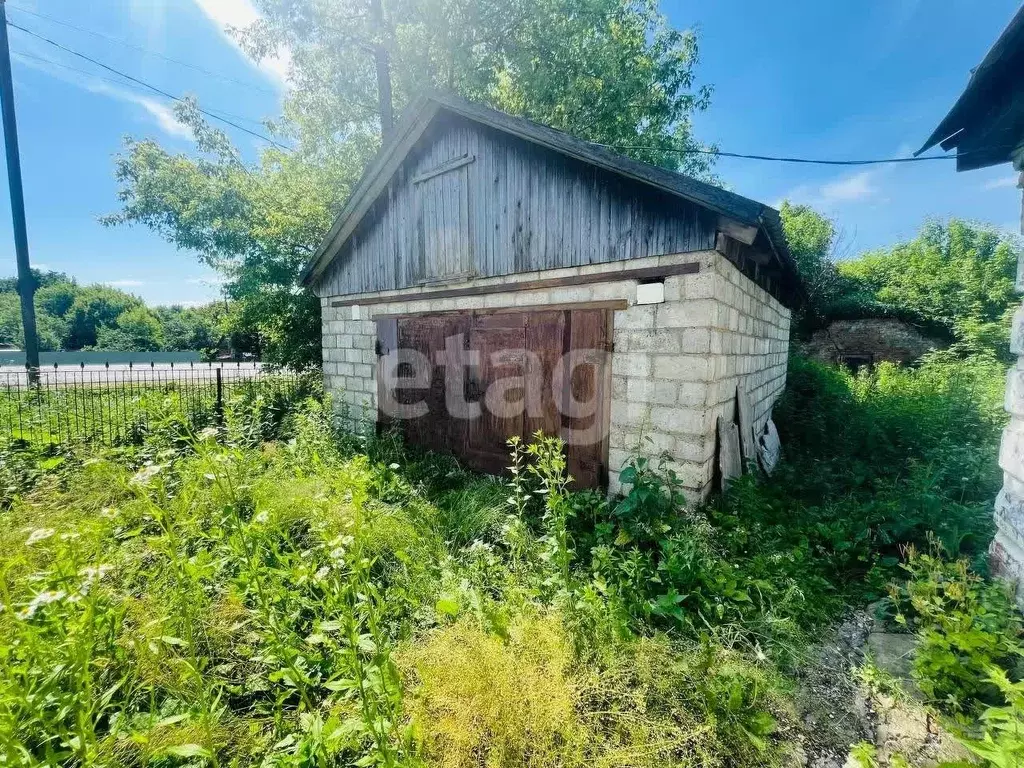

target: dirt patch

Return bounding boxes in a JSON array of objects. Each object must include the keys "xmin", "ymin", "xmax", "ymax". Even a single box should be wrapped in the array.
[{"xmin": 790, "ymin": 611, "xmax": 973, "ymax": 768}]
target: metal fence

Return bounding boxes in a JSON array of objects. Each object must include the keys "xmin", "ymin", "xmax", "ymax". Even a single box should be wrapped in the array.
[{"xmin": 0, "ymin": 362, "xmax": 303, "ymax": 448}]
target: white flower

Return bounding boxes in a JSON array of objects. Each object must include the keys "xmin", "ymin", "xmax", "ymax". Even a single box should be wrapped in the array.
[
  {"xmin": 99, "ymin": 507, "xmax": 119, "ymax": 519},
  {"xmin": 19, "ymin": 590, "xmax": 66, "ymax": 619},
  {"xmin": 130, "ymin": 464, "xmax": 166, "ymax": 486},
  {"xmin": 78, "ymin": 564, "xmax": 113, "ymax": 583},
  {"xmin": 389, "ymin": 463, "xmax": 400, "ymax": 470},
  {"xmin": 25, "ymin": 528, "xmax": 55, "ymax": 546},
  {"xmin": 198, "ymin": 427, "xmax": 219, "ymax": 441},
  {"xmin": 253, "ymin": 510, "xmax": 269, "ymax": 525}
]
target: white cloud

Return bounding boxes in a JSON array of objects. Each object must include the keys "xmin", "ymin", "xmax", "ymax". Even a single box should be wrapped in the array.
[
  {"xmin": 88, "ymin": 82, "xmax": 193, "ymax": 140},
  {"xmin": 818, "ymin": 171, "xmax": 878, "ymax": 204},
  {"xmin": 780, "ymin": 170, "xmax": 880, "ymax": 210},
  {"xmin": 189, "ymin": 0, "xmax": 290, "ymax": 90},
  {"xmin": 984, "ymin": 176, "xmax": 1020, "ymax": 191},
  {"xmin": 106, "ymin": 280, "xmax": 145, "ymax": 288},
  {"xmin": 13, "ymin": 53, "xmax": 192, "ymax": 140},
  {"xmin": 186, "ymin": 276, "xmax": 227, "ymax": 285}
]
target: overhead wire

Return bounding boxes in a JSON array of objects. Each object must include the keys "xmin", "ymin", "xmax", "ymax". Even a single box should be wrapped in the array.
[
  {"xmin": 5, "ymin": 14, "xmax": 971, "ymax": 167},
  {"xmin": 7, "ymin": 20, "xmax": 289, "ymax": 149},
  {"xmin": 10, "ymin": 48, "xmax": 271, "ymax": 130},
  {"xmin": 7, "ymin": 3, "xmax": 278, "ymax": 95},
  {"xmin": 588, "ymin": 142, "xmax": 957, "ymax": 166}
]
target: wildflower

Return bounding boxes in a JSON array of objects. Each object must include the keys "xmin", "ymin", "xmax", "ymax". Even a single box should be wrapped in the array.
[
  {"xmin": 19, "ymin": 590, "xmax": 66, "ymax": 619},
  {"xmin": 130, "ymin": 464, "xmax": 166, "ymax": 486},
  {"xmin": 389, "ymin": 463, "xmax": 400, "ymax": 470},
  {"xmin": 198, "ymin": 426, "xmax": 219, "ymax": 441},
  {"xmin": 253, "ymin": 510, "xmax": 269, "ymax": 525},
  {"xmin": 79, "ymin": 564, "xmax": 113, "ymax": 583},
  {"xmin": 25, "ymin": 528, "xmax": 55, "ymax": 546},
  {"xmin": 99, "ymin": 507, "xmax": 119, "ymax": 519}
]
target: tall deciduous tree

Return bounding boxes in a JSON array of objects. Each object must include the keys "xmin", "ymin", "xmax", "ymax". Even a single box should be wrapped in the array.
[
  {"xmin": 840, "ymin": 219, "xmax": 1021, "ymax": 360},
  {"xmin": 778, "ymin": 202, "xmax": 852, "ymax": 327},
  {"xmin": 106, "ymin": 0, "xmax": 716, "ymax": 368}
]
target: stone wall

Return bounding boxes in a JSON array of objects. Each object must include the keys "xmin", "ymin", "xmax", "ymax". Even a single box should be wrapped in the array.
[
  {"xmin": 804, "ymin": 318, "xmax": 947, "ymax": 366},
  {"xmin": 319, "ymin": 249, "xmax": 791, "ymax": 502},
  {"xmin": 991, "ymin": 168, "xmax": 1024, "ymax": 606}
]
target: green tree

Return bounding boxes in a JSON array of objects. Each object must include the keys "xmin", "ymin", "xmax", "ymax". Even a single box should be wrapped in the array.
[
  {"xmin": 107, "ymin": 0, "xmax": 716, "ymax": 368},
  {"xmin": 778, "ymin": 202, "xmax": 853, "ymax": 326},
  {"xmin": 65, "ymin": 286, "xmax": 142, "ymax": 350},
  {"xmin": 94, "ymin": 306, "xmax": 165, "ymax": 352},
  {"xmin": 840, "ymin": 219, "xmax": 1021, "ymax": 359},
  {"xmin": 155, "ymin": 304, "xmax": 224, "ymax": 355}
]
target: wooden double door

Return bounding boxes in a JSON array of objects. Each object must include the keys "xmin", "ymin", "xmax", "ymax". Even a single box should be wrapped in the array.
[{"xmin": 376, "ymin": 307, "xmax": 611, "ymax": 488}]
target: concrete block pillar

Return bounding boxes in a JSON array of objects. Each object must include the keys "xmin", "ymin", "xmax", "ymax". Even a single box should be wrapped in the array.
[{"xmin": 991, "ymin": 165, "xmax": 1024, "ymax": 604}]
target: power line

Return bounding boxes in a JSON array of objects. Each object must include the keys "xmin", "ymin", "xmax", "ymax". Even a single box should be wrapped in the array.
[
  {"xmin": 7, "ymin": 4, "xmax": 277, "ymax": 95},
  {"xmin": 7, "ymin": 20, "xmax": 288, "ymax": 149},
  {"xmin": 592, "ymin": 142, "xmax": 957, "ymax": 166},
  {"xmin": 5, "ymin": 18, "xmax": 966, "ymax": 169},
  {"xmin": 11, "ymin": 48, "xmax": 272, "ymax": 129}
]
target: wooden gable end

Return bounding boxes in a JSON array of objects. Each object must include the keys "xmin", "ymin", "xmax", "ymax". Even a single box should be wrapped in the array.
[{"xmin": 314, "ymin": 112, "xmax": 718, "ymax": 298}]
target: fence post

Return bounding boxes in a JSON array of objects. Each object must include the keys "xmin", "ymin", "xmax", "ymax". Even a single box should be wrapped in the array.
[{"xmin": 215, "ymin": 366, "xmax": 224, "ymax": 424}]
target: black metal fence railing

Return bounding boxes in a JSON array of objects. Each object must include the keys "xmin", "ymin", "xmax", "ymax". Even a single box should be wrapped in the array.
[{"xmin": 0, "ymin": 362, "xmax": 301, "ymax": 449}]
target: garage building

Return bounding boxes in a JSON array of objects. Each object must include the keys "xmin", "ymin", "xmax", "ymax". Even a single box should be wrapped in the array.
[{"xmin": 300, "ymin": 94, "xmax": 801, "ymax": 499}]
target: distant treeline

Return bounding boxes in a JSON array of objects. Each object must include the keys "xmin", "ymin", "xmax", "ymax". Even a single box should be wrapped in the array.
[{"xmin": 0, "ymin": 270, "xmax": 259, "ymax": 359}]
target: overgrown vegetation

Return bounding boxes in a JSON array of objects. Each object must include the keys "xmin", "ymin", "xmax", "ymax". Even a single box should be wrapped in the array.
[{"xmin": 0, "ymin": 343, "xmax": 1013, "ymax": 766}]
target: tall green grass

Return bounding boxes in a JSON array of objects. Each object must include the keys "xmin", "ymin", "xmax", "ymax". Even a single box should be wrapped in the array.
[{"xmin": 0, "ymin": 353, "xmax": 1009, "ymax": 766}]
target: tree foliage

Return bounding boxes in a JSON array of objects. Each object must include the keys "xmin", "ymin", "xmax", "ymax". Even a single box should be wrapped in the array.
[
  {"xmin": 0, "ymin": 269, "xmax": 239, "ymax": 356},
  {"xmin": 778, "ymin": 202, "xmax": 851, "ymax": 327},
  {"xmin": 779, "ymin": 207, "xmax": 1021, "ymax": 361},
  {"xmin": 839, "ymin": 220, "xmax": 1021, "ymax": 359},
  {"xmin": 106, "ymin": 0, "xmax": 716, "ymax": 368}
]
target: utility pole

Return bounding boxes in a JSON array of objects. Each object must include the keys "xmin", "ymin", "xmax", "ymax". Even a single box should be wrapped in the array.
[
  {"xmin": 0, "ymin": 0, "xmax": 39, "ymax": 383},
  {"xmin": 368, "ymin": 0, "xmax": 394, "ymax": 139}
]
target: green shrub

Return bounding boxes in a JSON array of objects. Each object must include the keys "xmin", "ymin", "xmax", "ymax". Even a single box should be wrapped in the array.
[{"xmin": 890, "ymin": 543, "xmax": 1023, "ymax": 716}]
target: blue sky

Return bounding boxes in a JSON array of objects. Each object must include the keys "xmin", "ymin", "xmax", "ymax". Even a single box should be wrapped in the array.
[{"xmin": 0, "ymin": 0, "xmax": 1021, "ymax": 306}]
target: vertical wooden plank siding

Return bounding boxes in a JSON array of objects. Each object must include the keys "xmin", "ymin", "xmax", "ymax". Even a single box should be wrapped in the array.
[{"xmin": 315, "ymin": 115, "xmax": 717, "ymax": 298}]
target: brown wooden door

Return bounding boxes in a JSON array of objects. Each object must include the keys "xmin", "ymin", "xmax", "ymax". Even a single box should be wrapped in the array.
[{"xmin": 378, "ymin": 308, "xmax": 610, "ymax": 488}]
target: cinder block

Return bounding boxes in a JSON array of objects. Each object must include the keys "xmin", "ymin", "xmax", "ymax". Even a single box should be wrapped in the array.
[
  {"xmin": 627, "ymin": 377, "xmax": 677, "ymax": 404},
  {"xmin": 614, "ymin": 352, "xmax": 652, "ymax": 377},
  {"xmin": 684, "ymin": 270, "xmax": 718, "ymax": 300},
  {"xmin": 615, "ymin": 306, "xmax": 657, "ymax": 330},
  {"xmin": 617, "ymin": 329, "xmax": 682, "ymax": 354},
  {"xmin": 1012, "ymin": 304, "xmax": 1024, "ymax": 355},
  {"xmin": 610, "ymin": 399, "xmax": 651, "ymax": 426},
  {"xmin": 651, "ymin": 405, "xmax": 706, "ymax": 436},
  {"xmin": 656, "ymin": 300, "xmax": 716, "ymax": 328},
  {"xmin": 677, "ymin": 382, "xmax": 707, "ymax": 407},
  {"xmin": 654, "ymin": 355, "xmax": 711, "ymax": 381}
]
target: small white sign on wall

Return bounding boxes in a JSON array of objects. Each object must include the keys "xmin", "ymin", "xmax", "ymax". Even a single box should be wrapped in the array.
[
  {"xmin": 636, "ymin": 282, "xmax": 665, "ymax": 305},
  {"xmin": 351, "ymin": 305, "xmax": 362, "ymax": 320}
]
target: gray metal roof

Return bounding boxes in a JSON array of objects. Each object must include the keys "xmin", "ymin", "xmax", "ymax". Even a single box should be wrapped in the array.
[
  {"xmin": 916, "ymin": 4, "xmax": 1024, "ymax": 171},
  {"xmin": 301, "ymin": 92, "xmax": 799, "ymax": 291}
]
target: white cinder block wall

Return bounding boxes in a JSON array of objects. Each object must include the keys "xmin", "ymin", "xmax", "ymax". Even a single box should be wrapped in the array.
[
  {"xmin": 320, "ymin": 249, "xmax": 791, "ymax": 502},
  {"xmin": 991, "ymin": 168, "xmax": 1024, "ymax": 605}
]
